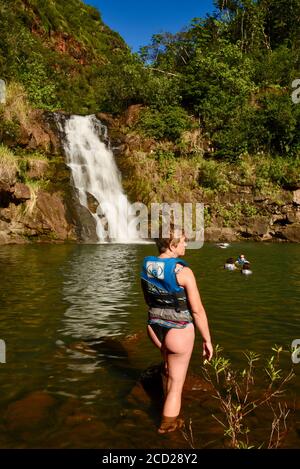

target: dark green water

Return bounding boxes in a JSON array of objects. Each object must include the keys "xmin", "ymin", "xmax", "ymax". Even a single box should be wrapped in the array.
[{"xmin": 0, "ymin": 243, "xmax": 299, "ymax": 448}]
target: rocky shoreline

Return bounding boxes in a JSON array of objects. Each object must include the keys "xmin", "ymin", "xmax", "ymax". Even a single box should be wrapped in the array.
[
  {"xmin": 103, "ymin": 106, "xmax": 300, "ymax": 244},
  {"xmin": 0, "ymin": 111, "xmax": 97, "ymax": 245},
  {"xmin": 204, "ymin": 188, "xmax": 300, "ymax": 243}
]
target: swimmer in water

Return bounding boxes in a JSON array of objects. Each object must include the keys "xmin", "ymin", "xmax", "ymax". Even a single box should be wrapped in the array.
[
  {"xmin": 224, "ymin": 257, "xmax": 237, "ymax": 271},
  {"xmin": 241, "ymin": 262, "xmax": 252, "ymax": 275},
  {"xmin": 235, "ymin": 254, "xmax": 249, "ymax": 266}
]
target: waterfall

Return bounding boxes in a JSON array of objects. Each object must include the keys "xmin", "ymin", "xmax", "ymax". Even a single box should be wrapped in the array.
[{"xmin": 55, "ymin": 114, "xmax": 140, "ymax": 243}]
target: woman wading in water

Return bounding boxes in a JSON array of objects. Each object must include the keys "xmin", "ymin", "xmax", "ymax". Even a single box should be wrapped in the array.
[{"xmin": 141, "ymin": 227, "xmax": 213, "ymax": 433}]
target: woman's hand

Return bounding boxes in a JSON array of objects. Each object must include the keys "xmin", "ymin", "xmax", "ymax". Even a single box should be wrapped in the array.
[{"xmin": 203, "ymin": 340, "xmax": 213, "ymax": 361}]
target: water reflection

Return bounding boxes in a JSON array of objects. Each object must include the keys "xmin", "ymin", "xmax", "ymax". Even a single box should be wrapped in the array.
[{"xmin": 60, "ymin": 245, "xmax": 138, "ymax": 339}]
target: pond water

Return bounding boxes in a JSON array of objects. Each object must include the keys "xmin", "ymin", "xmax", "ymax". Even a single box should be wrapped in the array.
[{"xmin": 0, "ymin": 242, "xmax": 299, "ymax": 448}]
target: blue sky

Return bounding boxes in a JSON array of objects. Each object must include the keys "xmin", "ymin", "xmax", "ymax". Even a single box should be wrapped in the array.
[{"xmin": 87, "ymin": 0, "xmax": 215, "ymax": 51}]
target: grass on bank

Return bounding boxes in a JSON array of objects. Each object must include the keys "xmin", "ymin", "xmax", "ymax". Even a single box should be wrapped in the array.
[
  {"xmin": 1, "ymin": 82, "xmax": 31, "ymax": 128},
  {"xmin": 0, "ymin": 143, "xmax": 51, "ymax": 189},
  {"xmin": 122, "ymin": 139, "xmax": 300, "ymax": 205},
  {"xmin": 201, "ymin": 345, "xmax": 295, "ymax": 449},
  {"xmin": 0, "ymin": 82, "xmax": 36, "ymax": 145}
]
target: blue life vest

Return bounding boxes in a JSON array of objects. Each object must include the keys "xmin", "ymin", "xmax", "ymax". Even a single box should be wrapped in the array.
[
  {"xmin": 141, "ymin": 256, "xmax": 190, "ymax": 312},
  {"xmin": 236, "ymin": 257, "xmax": 249, "ymax": 266}
]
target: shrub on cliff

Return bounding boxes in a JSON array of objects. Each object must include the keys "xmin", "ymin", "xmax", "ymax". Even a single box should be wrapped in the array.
[
  {"xmin": 0, "ymin": 0, "xmax": 132, "ymax": 113},
  {"xmin": 137, "ymin": 106, "xmax": 192, "ymax": 141},
  {"xmin": 141, "ymin": 1, "xmax": 300, "ymax": 160}
]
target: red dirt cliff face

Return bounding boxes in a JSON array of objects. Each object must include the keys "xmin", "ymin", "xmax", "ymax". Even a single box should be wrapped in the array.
[
  {"xmin": 30, "ymin": 19, "xmax": 89, "ymax": 65},
  {"xmin": 50, "ymin": 32, "xmax": 88, "ymax": 65},
  {"xmin": 19, "ymin": 0, "xmax": 113, "ymax": 66}
]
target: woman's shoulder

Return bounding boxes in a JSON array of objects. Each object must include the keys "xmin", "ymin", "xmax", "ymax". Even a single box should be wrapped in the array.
[
  {"xmin": 175, "ymin": 265, "xmax": 193, "ymax": 277},
  {"xmin": 175, "ymin": 263, "xmax": 185, "ymax": 274}
]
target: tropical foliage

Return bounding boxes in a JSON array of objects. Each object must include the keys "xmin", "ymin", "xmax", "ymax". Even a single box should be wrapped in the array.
[{"xmin": 1, "ymin": 0, "xmax": 300, "ymax": 160}]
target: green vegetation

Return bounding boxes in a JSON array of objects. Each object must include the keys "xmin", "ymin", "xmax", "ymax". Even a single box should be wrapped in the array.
[
  {"xmin": 137, "ymin": 106, "xmax": 193, "ymax": 141},
  {"xmin": 0, "ymin": 0, "xmax": 139, "ymax": 113},
  {"xmin": 139, "ymin": 0, "xmax": 300, "ymax": 159},
  {"xmin": 202, "ymin": 345, "xmax": 295, "ymax": 449},
  {"xmin": 124, "ymin": 0, "xmax": 300, "ymax": 202},
  {"xmin": 0, "ymin": 141, "xmax": 63, "ymax": 191},
  {"xmin": 212, "ymin": 201, "xmax": 258, "ymax": 228},
  {"xmin": 199, "ymin": 159, "xmax": 231, "ymax": 193}
]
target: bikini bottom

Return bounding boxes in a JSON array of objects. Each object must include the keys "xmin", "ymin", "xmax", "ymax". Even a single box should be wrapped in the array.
[{"xmin": 149, "ymin": 323, "xmax": 170, "ymax": 344}]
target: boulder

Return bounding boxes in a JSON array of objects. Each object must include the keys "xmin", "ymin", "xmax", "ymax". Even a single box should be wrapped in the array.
[
  {"xmin": 4, "ymin": 391, "xmax": 56, "ymax": 433},
  {"xmin": 35, "ymin": 190, "xmax": 74, "ymax": 239},
  {"xmin": 0, "ymin": 203, "xmax": 18, "ymax": 223},
  {"xmin": 282, "ymin": 223, "xmax": 300, "ymax": 242},
  {"xmin": 293, "ymin": 189, "xmax": 300, "ymax": 206},
  {"xmin": 286, "ymin": 209, "xmax": 300, "ymax": 224},
  {"xmin": 96, "ymin": 112, "xmax": 116, "ymax": 128},
  {"xmin": 26, "ymin": 159, "xmax": 49, "ymax": 179},
  {"xmin": 13, "ymin": 182, "xmax": 31, "ymax": 201},
  {"xmin": 6, "ymin": 189, "xmax": 77, "ymax": 241},
  {"xmin": 248, "ymin": 217, "xmax": 270, "ymax": 238},
  {"xmin": 87, "ymin": 192, "xmax": 99, "ymax": 214},
  {"xmin": 17, "ymin": 110, "xmax": 61, "ymax": 154},
  {"xmin": 0, "ymin": 161, "xmax": 17, "ymax": 185},
  {"xmin": 71, "ymin": 200, "xmax": 98, "ymax": 243},
  {"xmin": 18, "ymin": 116, "xmax": 47, "ymax": 149},
  {"xmin": 205, "ymin": 227, "xmax": 238, "ymax": 242},
  {"xmin": 0, "ymin": 231, "xmax": 12, "ymax": 244},
  {"xmin": 64, "ymin": 414, "xmax": 94, "ymax": 427},
  {"xmin": 123, "ymin": 104, "xmax": 144, "ymax": 127},
  {"xmin": 0, "ymin": 231, "xmax": 28, "ymax": 244}
]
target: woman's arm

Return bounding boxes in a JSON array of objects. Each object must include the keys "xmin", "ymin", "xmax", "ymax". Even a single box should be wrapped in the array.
[{"xmin": 176, "ymin": 266, "xmax": 213, "ymax": 360}]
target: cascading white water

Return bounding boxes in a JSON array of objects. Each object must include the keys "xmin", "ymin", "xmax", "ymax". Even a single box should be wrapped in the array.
[{"xmin": 56, "ymin": 114, "xmax": 140, "ymax": 243}]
